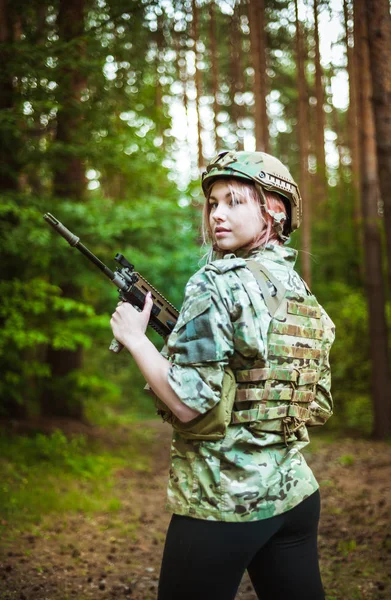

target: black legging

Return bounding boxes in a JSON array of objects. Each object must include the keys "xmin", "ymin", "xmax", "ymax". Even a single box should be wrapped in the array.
[{"xmin": 158, "ymin": 490, "xmax": 324, "ymax": 600}]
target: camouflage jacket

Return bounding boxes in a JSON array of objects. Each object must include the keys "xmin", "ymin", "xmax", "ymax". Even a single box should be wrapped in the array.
[{"xmin": 165, "ymin": 243, "xmax": 335, "ymax": 522}]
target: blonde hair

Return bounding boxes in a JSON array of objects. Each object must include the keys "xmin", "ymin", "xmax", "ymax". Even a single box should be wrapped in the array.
[{"xmin": 202, "ymin": 178, "xmax": 287, "ymax": 252}]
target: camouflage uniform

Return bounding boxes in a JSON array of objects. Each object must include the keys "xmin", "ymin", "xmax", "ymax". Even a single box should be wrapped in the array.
[{"xmin": 165, "ymin": 243, "xmax": 335, "ymax": 522}]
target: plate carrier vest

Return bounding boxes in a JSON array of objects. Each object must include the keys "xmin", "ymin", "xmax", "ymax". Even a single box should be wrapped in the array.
[
  {"xmin": 231, "ymin": 260, "xmax": 326, "ymax": 443},
  {"xmin": 153, "ymin": 260, "xmax": 327, "ymax": 443}
]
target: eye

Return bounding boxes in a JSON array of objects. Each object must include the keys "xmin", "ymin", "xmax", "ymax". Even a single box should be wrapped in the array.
[{"xmin": 209, "ymin": 201, "xmax": 218, "ymax": 210}]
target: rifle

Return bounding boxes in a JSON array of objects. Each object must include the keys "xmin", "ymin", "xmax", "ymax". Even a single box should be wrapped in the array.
[{"xmin": 43, "ymin": 213, "xmax": 179, "ymax": 353}]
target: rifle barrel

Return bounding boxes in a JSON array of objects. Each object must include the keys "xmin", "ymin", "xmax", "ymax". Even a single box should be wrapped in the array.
[{"xmin": 43, "ymin": 213, "xmax": 117, "ymax": 281}]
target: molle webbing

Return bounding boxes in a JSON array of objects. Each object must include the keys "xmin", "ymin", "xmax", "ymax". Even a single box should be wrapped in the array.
[
  {"xmin": 270, "ymin": 321, "xmax": 324, "ymax": 340},
  {"xmin": 236, "ymin": 367, "xmax": 319, "ymax": 385},
  {"xmin": 230, "ymin": 262, "xmax": 325, "ymax": 437},
  {"xmin": 231, "ymin": 403, "xmax": 310, "ymax": 425},
  {"xmin": 287, "ymin": 301, "xmax": 321, "ymax": 319},
  {"xmin": 235, "ymin": 367, "xmax": 318, "ymax": 404},
  {"xmin": 268, "ymin": 343, "xmax": 322, "ymax": 360},
  {"xmin": 235, "ymin": 387, "xmax": 316, "ymax": 403}
]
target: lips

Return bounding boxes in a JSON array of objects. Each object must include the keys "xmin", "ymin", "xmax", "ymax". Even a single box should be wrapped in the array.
[{"xmin": 215, "ymin": 227, "xmax": 231, "ymax": 233}]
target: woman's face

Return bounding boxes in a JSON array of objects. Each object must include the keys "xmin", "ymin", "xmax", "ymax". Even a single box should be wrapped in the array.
[{"xmin": 208, "ymin": 180, "xmax": 263, "ymax": 252}]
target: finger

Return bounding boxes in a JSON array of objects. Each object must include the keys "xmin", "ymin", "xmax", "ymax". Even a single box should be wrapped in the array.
[{"xmin": 142, "ymin": 291, "xmax": 153, "ymax": 315}]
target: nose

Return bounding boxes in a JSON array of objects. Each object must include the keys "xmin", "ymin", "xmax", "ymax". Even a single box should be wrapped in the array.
[{"xmin": 212, "ymin": 203, "xmax": 227, "ymax": 222}]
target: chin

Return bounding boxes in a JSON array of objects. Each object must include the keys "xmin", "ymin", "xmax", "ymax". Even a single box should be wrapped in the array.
[{"xmin": 216, "ymin": 243, "xmax": 235, "ymax": 252}]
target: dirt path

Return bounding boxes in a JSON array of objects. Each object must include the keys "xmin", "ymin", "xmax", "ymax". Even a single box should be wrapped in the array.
[{"xmin": 0, "ymin": 421, "xmax": 390, "ymax": 600}]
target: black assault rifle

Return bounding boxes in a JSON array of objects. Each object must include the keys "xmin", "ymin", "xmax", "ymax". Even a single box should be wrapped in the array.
[{"xmin": 43, "ymin": 213, "xmax": 179, "ymax": 353}]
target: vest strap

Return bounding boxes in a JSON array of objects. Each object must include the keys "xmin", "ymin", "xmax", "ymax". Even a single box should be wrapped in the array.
[{"xmin": 245, "ymin": 260, "xmax": 286, "ymax": 316}]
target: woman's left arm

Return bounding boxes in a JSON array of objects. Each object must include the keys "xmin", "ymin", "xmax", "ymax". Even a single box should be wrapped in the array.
[{"xmin": 110, "ymin": 294, "xmax": 200, "ymax": 423}]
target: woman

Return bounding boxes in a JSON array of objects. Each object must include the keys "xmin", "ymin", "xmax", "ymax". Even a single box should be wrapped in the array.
[{"xmin": 110, "ymin": 151, "xmax": 335, "ymax": 600}]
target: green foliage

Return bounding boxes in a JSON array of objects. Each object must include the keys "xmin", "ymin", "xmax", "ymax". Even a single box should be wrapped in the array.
[
  {"xmin": 0, "ymin": 428, "xmax": 152, "ymax": 529},
  {"xmin": 337, "ymin": 538, "xmax": 357, "ymax": 556},
  {"xmin": 0, "ymin": 0, "xmax": 383, "ymax": 433},
  {"xmin": 338, "ymin": 454, "xmax": 355, "ymax": 467},
  {"xmin": 0, "ymin": 186, "xmax": 200, "ymax": 416},
  {"xmin": 315, "ymin": 282, "xmax": 373, "ymax": 433}
]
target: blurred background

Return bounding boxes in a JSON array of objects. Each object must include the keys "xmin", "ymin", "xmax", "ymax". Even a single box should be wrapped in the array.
[
  {"xmin": 0, "ymin": 1, "xmax": 390, "ymax": 597},
  {"xmin": 1, "ymin": 0, "xmax": 390, "ymax": 437}
]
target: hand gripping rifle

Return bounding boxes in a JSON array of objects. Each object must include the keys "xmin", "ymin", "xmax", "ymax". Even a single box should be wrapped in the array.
[{"xmin": 43, "ymin": 213, "xmax": 179, "ymax": 353}]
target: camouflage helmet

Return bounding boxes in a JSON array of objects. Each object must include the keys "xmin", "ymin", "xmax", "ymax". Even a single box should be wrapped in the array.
[{"xmin": 201, "ymin": 150, "xmax": 302, "ymax": 238}]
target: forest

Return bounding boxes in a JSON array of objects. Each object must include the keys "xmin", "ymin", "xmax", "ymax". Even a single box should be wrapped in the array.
[{"xmin": 0, "ymin": 1, "xmax": 390, "ymax": 599}]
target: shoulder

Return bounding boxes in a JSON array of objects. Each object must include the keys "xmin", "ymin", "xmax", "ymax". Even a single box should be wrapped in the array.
[
  {"xmin": 184, "ymin": 257, "xmax": 248, "ymax": 301},
  {"xmin": 187, "ymin": 256, "xmax": 247, "ymax": 285}
]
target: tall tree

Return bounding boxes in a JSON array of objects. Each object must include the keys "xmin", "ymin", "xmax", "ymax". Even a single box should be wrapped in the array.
[
  {"xmin": 248, "ymin": 0, "xmax": 269, "ymax": 152},
  {"xmin": 209, "ymin": 1, "xmax": 219, "ymax": 153},
  {"xmin": 343, "ymin": 0, "xmax": 361, "ymax": 225},
  {"xmin": 229, "ymin": 3, "xmax": 244, "ymax": 149},
  {"xmin": 154, "ymin": 16, "xmax": 165, "ymax": 143},
  {"xmin": 365, "ymin": 0, "xmax": 391, "ymax": 294},
  {"xmin": 0, "ymin": 0, "xmax": 20, "ymax": 192},
  {"xmin": 0, "ymin": 0, "xmax": 27, "ymax": 418},
  {"xmin": 313, "ymin": 0, "xmax": 327, "ymax": 206},
  {"xmin": 354, "ymin": 0, "xmax": 391, "ymax": 438},
  {"xmin": 294, "ymin": 0, "xmax": 311, "ymax": 285},
  {"xmin": 41, "ymin": 0, "xmax": 87, "ymax": 419},
  {"xmin": 191, "ymin": 0, "xmax": 203, "ymax": 170},
  {"xmin": 52, "ymin": 0, "xmax": 86, "ymax": 198}
]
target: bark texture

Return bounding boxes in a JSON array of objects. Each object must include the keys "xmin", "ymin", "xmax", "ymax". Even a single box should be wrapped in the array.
[
  {"xmin": 0, "ymin": 0, "xmax": 27, "ymax": 418},
  {"xmin": 313, "ymin": 0, "xmax": 327, "ymax": 206},
  {"xmin": 365, "ymin": 0, "xmax": 391, "ymax": 294},
  {"xmin": 344, "ymin": 0, "xmax": 361, "ymax": 224},
  {"xmin": 294, "ymin": 0, "xmax": 311, "ymax": 286},
  {"xmin": 229, "ymin": 4, "xmax": 244, "ymax": 149},
  {"xmin": 355, "ymin": 0, "xmax": 391, "ymax": 438},
  {"xmin": 53, "ymin": 0, "xmax": 86, "ymax": 199},
  {"xmin": 248, "ymin": 0, "xmax": 269, "ymax": 152},
  {"xmin": 191, "ymin": 0, "xmax": 203, "ymax": 170},
  {"xmin": 209, "ymin": 2, "xmax": 219, "ymax": 153},
  {"xmin": 0, "ymin": 0, "xmax": 20, "ymax": 191},
  {"xmin": 41, "ymin": 0, "xmax": 86, "ymax": 420}
]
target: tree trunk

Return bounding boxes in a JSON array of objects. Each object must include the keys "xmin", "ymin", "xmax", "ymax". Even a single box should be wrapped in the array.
[
  {"xmin": 313, "ymin": 0, "xmax": 327, "ymax": 206},
  {"xmin": 355, "ymin": 0, "xmax": 391, "ymax": 439},
  {"xmin": 174, "ymin": 30, "xmax": 189, "ymax": 147},
  {"xmin": 294, "ymin": 0, "xmax": 311, "ymax": 286},
  {"xmin": 191, "ymin": 0, "xmax": 203, "ymax": 170},
  {"xmin": 53, "ymin": 0, "xmax": 86, "ymax": 198},
  {"xmin": 248, "ymin": 0, "xmax": 269, "ymax": 152},
  {"xmin": 0, "ymin": 0, "xmax": 27, "ymax": 418},
  {"xmin": 209, "ymin": 1, "xmax": 219, "ymax": 153},
  {"xmin": 0, "ymin": 0, "xmax": 20, "ymax": 192},
  {"xmin": 365, "ymin": 0, "xmax": 391, "ymax": 296},
  {"xmin": 229, "ymin": 4, "xmax": 244, "ymax": 150},
  {"xmin": 41, "ymin": 0, "xmax": 86, "ymax": 420},
  {"xmin": 154, "ymin": 19, "xmax": 164, "ymax": 144},
  {"xmin": 343, "ymin": 0, "xmax": 361, "ymax": 226}
]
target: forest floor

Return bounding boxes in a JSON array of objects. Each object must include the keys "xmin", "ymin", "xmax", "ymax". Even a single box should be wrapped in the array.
[{"xmin": 0, "ymin": 419, "xmax": 390, "ymax": 600}]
